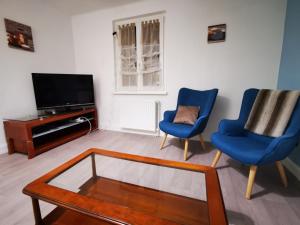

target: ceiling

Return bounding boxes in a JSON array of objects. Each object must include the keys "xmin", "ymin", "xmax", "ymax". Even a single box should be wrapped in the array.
[{"xmin": 45, "ymin": 0, "xmax": 143, "ymax": 15}]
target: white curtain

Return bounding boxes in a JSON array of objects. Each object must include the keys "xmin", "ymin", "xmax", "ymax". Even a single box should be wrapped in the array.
[
  {"xmin": 119, "ymin": 23, "xmax": 137, "ymax": 87},
  {"xmin": 141, "ymin": 19, "xmax": 160, "ymax": 87}
]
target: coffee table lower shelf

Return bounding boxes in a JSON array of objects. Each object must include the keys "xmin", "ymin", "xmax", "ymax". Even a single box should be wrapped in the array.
[
  {"xmin": 42, "ymin": 176, "xmax": 209, "ymax": 225},
  {"xmin": 43, "ymin": 207, "xmax": 111, "ymax": 225}
]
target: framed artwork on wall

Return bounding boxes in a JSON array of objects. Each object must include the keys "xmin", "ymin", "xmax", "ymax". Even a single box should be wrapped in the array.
[
  {"xmin": 208, "ymin": 24, "xmax": 226, "ymax": 43},
  {"xmin": 4, "ymin": 18, "xmax": 35, "ymax": 52}
]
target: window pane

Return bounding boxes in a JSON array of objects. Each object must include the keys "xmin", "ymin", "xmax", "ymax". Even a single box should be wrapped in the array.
[
  {"xmin": 143, "ymin": 71, "xmax": 160, "ymax": 86},
  {"xmin": 142, "ymin": 55, "xmax": 160, "ymax": 72},
  {"xmin": 121, "ymin": 57, "xmax": 137, "ymax": 73},
  {"xmin": 122, "ymin": 74, "xmax": 137, "ymax": 87}
]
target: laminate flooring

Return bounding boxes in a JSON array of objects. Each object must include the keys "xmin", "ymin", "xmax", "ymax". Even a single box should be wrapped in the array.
[{"xmin": 0, "ymin": 130, "xmax": 299, "ymax": 225}]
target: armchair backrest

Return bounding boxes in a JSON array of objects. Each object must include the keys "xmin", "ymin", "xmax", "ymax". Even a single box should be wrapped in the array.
[
  {"xmin": 177, "ymin": 88, "xmax": 218, "ymax": 118},
  {"xmin": 238, "ymin": 88, "xmax": 259, "ymax": 124},
  {"xmin": 285, "ymin": 98, "xmax": 300, "ymax": 137},
  {"xmin": 239, "ymin": 88, "xmax": 300, "ymax": 138}
]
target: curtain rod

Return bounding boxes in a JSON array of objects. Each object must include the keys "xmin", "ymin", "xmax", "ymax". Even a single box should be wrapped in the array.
[{"xmin": 113, "ymin": 10, "xmax": 165, "ymax": 23}]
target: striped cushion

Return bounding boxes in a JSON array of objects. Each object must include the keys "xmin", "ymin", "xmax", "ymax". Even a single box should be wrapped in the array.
[{"xmin": 245, "ymin": 89, "xmax": 299, "ymax": 137}]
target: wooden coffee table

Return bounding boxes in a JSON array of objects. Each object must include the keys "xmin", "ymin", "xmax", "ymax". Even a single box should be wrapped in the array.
[{"xmin": 23, "ymin": 148, "xmax": 227, "ymax": 225}]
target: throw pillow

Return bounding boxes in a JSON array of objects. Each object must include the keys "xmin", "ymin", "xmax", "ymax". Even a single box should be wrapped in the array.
[{"xmin": 173, "ymin": 105, "xmax": 200, "ymax": 125}]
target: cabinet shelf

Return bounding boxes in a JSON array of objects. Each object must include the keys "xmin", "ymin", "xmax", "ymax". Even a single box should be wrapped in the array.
[
  {"xmin": 32, "ymin": 118, "xmax": 94, "ymax": 138},
  {"xmin": 35, "ymin": 129, "xmax": 91, "ymax": 154}
]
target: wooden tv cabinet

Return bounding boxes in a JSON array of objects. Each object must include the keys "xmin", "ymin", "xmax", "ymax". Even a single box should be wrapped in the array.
[{"xmin": 3, "ymin": 108, "xmax": 98, "ymax": 159}]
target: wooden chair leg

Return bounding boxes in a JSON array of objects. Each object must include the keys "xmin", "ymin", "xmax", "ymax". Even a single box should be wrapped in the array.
[
  {"xmin": 211, "ymin": 150, "xmax": 222, "ymax": 167},
  {"xmin": 199, "ymin": 134, "xmax": 206, "ymax": 150},
  {"xmin": 160, "ymin": 133, "xmax": 168, "ymax": 150},
  {"xmin": 245, "ymin": 165, "xmax": 258, "ymax": 200},
  {"xmin": 184, "ymin": 139, "xmax": 189, "ymax": 161},
  {"xmin": 275, "ymin": 161, "xmax": 288, "ymax": 188}
]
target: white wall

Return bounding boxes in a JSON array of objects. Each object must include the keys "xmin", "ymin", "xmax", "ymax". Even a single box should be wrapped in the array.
[
  {"xmin": 0, "ymin": 0, "xmax": 76, "ymax": 153},
  {"xmin": 72, "ymin": 0, "xmax": 286, "ymax": 139}
]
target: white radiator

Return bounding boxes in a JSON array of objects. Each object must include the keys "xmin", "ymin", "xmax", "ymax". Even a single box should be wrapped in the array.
[{"xmin": 120, "ymin": 100, "xmax": 160, "ymax": 133}]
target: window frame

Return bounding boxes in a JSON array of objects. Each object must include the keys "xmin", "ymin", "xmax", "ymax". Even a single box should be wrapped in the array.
[{"xmin": 113, "ymin": 12, "xmax": 166, "ymax": 95}]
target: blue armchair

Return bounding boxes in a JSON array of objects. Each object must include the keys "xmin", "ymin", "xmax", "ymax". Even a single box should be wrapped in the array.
[
  {"xmin": 211, "ymin": 88, "xmax": 300, "ymax": 199},
  {"xmin": 159, "ymin": 88, "xmax": 218, "ymax": 160}
]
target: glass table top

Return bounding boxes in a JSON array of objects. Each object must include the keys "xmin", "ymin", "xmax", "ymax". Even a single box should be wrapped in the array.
[
  {"xmin": 47, "ymin": 152, "xmax": 208, "ymax": 225},
  {"xmin": 48, "ymin": 154, "xmax": 207, "ymax": 200}
]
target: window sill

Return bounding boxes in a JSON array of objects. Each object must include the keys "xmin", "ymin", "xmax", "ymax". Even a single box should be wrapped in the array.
[{"xmin": 113, "ymin": 91, "xmax": 168, "ymax": 95}]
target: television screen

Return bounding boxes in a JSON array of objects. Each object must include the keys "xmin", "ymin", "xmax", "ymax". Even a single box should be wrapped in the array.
[{"xmin": 32, "ymin": 73, "xmax": 95, "ymax": 110}]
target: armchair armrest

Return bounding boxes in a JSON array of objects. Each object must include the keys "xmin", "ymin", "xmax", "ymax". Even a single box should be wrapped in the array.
[
  {"xmin": 162, "ymin": 110, "xmax": 176, "ymax": 122},
  {"xmin": 218, "ymin": 119, "xmax": 245, "ymax": 136},
  {"xmin": 259, "ymin": 134, "xmax": 299, "ymax": 164},
  {"xmin": 190, "ymin": 115, "xmax": 208, "ymax": 136},
  {"xmin": 266, "ymin": 134, "xmax": 298, "ymax": 153},
  {"xmin": 194, "ymin": 115, "xmax": 207, "ymax": 128}
]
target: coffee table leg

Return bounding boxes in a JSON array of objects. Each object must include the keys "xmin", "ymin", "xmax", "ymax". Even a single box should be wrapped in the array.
[
  {"xmin": 32, "ymin": 198, "xmax": 44, "ymax": 225},
  {"xmin": 91, "ymin": 153, "xmax": 97, "ymax": 178}
]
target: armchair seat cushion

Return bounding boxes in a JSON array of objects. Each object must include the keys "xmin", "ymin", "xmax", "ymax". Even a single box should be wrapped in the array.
[
  {"xmin": 211, "ymin": 132, "xmax": 271, "ymax": 165},
  {"xmin": 159, "ymin": 121, "xmax": 193, "ymax": 138}
]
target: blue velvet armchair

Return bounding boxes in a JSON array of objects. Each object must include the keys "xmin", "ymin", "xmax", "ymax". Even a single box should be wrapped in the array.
[
  {"xmin": 159, "ymin": 88, "xmax": 218, "ymax": 160},
  {"xmin": 211, "ymin": 88, "xmax": 300, "ymax": 199}
]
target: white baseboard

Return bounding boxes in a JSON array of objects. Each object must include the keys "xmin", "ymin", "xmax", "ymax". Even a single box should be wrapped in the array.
[
  {"xmin": 283, "ymin": 157, "xmax": 300, "ymax": 181},
  {"xmin": 104, "ymin": 127, "xmax": 160, "ymax": 137},
  {"xmin": 0, "ymin": 143, "xmax": 8, "ymax": 155}
]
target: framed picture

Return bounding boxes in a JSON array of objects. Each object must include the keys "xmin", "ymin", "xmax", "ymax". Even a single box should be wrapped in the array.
[
  {"xmin": 208, "ymin": 24, "xmax": 226, "ymax": 43},
  {"xmin": 4, "ymin": 18, "xmax": 34, "ymax": 52}
]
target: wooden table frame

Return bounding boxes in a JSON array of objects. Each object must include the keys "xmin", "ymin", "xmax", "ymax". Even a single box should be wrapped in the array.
[{"xmin": 23, "ymin": 148, "xmax": 228, "ymax": 225}]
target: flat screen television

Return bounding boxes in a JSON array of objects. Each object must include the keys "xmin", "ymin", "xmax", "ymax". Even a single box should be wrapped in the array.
[{"xmin": 32, "ymin": 73, "xmax": 95, "ymax": 110}]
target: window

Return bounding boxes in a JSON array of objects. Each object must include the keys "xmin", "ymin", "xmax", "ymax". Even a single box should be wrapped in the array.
[{"xmin": 113, "ymin": 13, "xmax": 165, "ymax": 94}]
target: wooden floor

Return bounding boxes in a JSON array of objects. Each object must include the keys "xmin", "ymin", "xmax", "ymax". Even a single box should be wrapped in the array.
[{"xmin": 0, "ymin": 130, "xmax": 300, "ymax": 225}]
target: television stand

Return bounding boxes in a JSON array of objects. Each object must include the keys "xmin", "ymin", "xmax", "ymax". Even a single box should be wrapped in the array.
[{"xmin": 3, "ymin": 108, "xmax": 98, "ymax": 159}]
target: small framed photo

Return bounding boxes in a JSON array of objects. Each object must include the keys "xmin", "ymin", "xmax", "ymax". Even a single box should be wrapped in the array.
[
  {"xmin": 208, "ymin": 24, "xmax": 226, "ymax": 43},
  {"xmin": 4, "ymin": 18, "xmax": 35, "ymax": 52}
]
